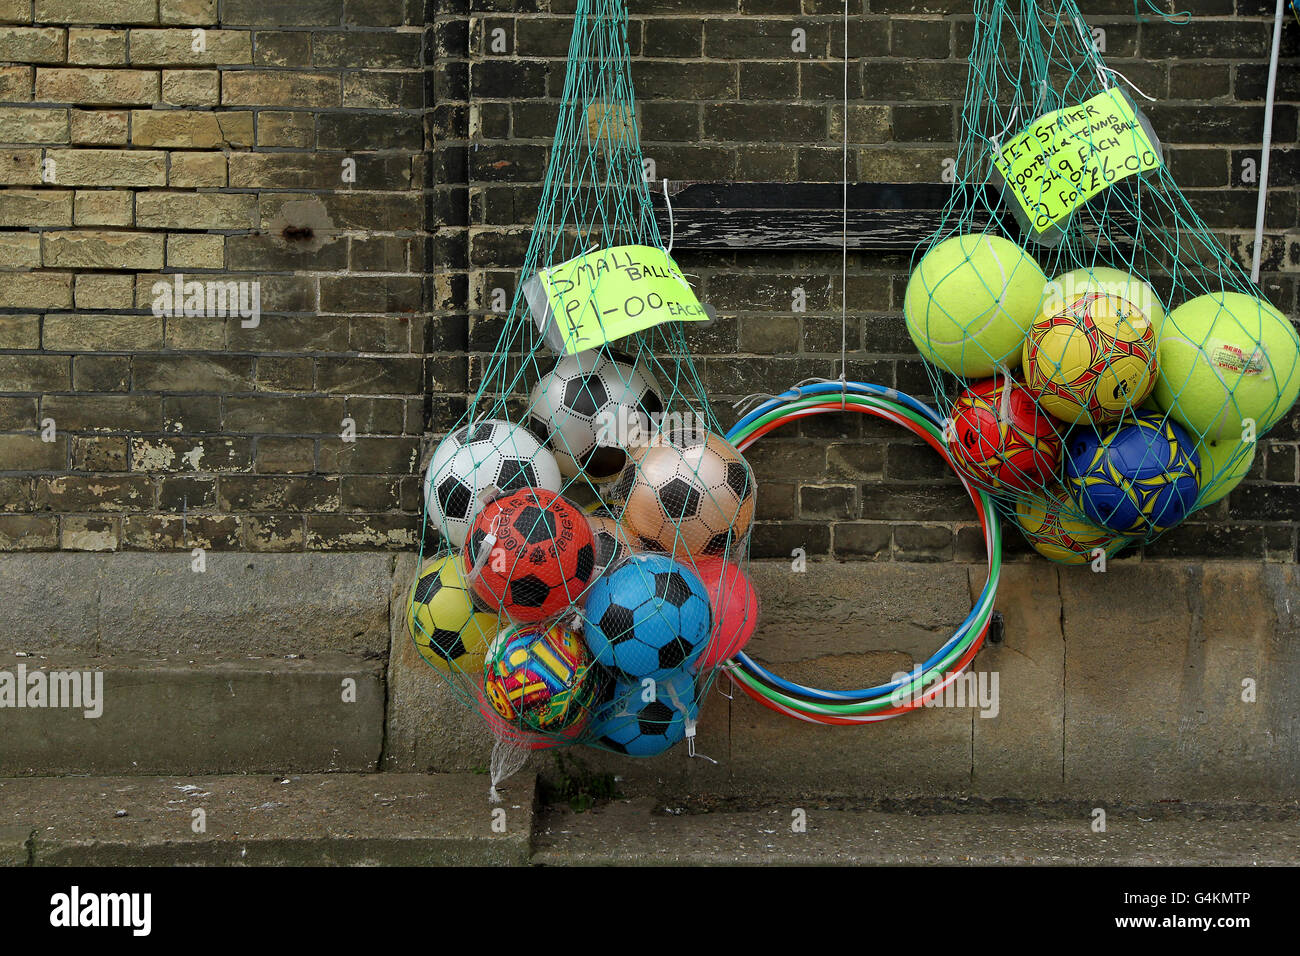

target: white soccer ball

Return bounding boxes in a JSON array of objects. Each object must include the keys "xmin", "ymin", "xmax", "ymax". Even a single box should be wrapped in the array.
[
  {"xmin": 422, "ymin": 419, "xmax": 561, "ymax": 547},
  {"xmin": 528, "ymin": 350, "xmax": 664, "ymax": 481}
]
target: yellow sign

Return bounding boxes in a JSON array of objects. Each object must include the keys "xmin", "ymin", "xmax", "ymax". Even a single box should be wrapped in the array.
[
  {"xmin": 524, "ymin": 245, "xmax": 710, "ymax": 354},
  {"xmin": 991, "ymin": 88, "xmax": 1162, "ymax": 234}
]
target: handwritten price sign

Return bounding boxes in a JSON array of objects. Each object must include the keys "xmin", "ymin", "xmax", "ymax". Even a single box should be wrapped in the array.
[
  {"xmin": 991, "ymin": 88, "xmax": 1162, "ymax": 235},
  {"xmin": 523, "ymin": 245, "xmax": 710, "ymax": 355}
]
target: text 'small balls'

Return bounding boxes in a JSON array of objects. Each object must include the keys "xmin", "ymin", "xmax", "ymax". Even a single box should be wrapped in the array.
[
  {"xmin": 1153, "ymin": 292, "xmax": 1300, "ymax": 442},
  {"xmin": 611, "ymin": 428, "xmax": 755, "ymax": 557},
  {"xmin": 484, "ymin": 623, "xmax": 601, "ymax": 733},
  {"xmin": 406, "ymin": 554, "xmax": 499, "ymax": 674},
  {"xmin": 1014, "ymin": 487, "xmax": 1130, "ymax": 566},
  {"xmin": 424, "ymin": 419, "xmax": 561, "ymax": 547},
  {"xmin": 1023, "ymin": 292, "xmax": 1158, "ymax": 426},
  {"xmin": 1065, "ymin": 411, "xmax": 1201, "ymax": 536},
  {"xmin": 529, "ymin": 349, "xmax": 664, "ymax": 481},
  {"xmin": 588, "ymin": 674, "xmax": 698, "ymax": 758},
  {"xmin": 904, "ymin": 233, "xmax": 1046, "ymax": 378},
  {"xmin": 948, "ymin": 375, "xmax": 1061, "ymax": 492},
  {"xmin": 582, "ymin": 553, "xmax": 712, "ymax": 683},
  {"xmin": 465, "ymin": 488, "xmax": 596, "ymax": 623}
]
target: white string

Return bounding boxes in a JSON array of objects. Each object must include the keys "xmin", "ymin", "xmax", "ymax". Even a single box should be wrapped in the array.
[
  {"xmin": 1097, "ymin": 66, "xmax": 1156, "ymax": 102},
  {"xmin": 662, "ymin": 177, "xmax": 675, "ymax": 255}
]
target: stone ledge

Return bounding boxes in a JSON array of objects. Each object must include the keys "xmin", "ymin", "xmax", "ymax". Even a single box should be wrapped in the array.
[{"xmin": 0, "ymin": 773, "xmax": 534, "ymax": 867}]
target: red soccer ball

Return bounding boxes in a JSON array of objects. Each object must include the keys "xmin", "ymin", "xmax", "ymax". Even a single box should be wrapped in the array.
[
  {"xmin": 465, "ymin": 488, "xmax": 597, "ymax": 623},
  {"xmin": 948, "ymin": 375, "xmax": 1061, "ymax": 492}
]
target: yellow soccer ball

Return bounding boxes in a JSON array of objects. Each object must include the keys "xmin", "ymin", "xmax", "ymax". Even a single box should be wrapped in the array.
[
  {"xmin": 1014, "ymin": 488, "xmax": 1130, "ymax": 565},
  {"xmin": 407, "ymin": 554, "xmax": 499, "ymax": 674},
  {"xmin": 1023, "ymin": 293, "xmax": 1158, "ymax": 425}
]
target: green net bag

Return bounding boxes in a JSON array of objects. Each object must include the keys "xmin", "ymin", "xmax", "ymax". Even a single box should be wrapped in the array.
[
  {"xmin": 907, "ymin": 0, "xmax": 1300, "ymax": 566},
  {"xmin": 411, "ymin": 0, "xmax": 757, "ymax": 796}
]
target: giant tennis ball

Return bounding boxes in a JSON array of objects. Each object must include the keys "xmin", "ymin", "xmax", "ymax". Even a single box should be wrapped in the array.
[
  {"xmin": 1194, "ymin": 435, "xmax": 1256, "ymax": 507},
  {"xmin": 1044, "ymin": 267, "xmax": 1166, "ymax": 337},
  {"xmin": 1153, "ymin": 292, "xmax": 1300, "ymax": 442},
  {"xmin": 904, "ymin": 233, "xmax": 1046, "ymax": 378}
]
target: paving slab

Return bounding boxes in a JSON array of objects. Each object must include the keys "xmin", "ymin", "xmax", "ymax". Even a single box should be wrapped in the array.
[
  {"xmin": 0, "ymin": 773, "xmax": 534, "ymax": 866},
  {"xmin": 532, "ymin": 798, "xmax": 1300, "ymax": 866}
]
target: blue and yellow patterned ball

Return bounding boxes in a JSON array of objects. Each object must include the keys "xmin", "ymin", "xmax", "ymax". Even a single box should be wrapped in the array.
[
  {"xmin": 483, "ymin": 623, "xmax": 601, "ymax": 733},
  {"xmin": 1065, "ymin": 411, "xmax": 1200, "ymax": 535}
]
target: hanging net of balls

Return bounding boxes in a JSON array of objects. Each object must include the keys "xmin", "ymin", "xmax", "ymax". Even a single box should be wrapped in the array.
[
  {"xmin": 410, "ymin": 0, "xmax": 759, "ymax": 765},
  {"xmin": 906, "ymin": 0, "xmax": 1300, "ymax": 565}
]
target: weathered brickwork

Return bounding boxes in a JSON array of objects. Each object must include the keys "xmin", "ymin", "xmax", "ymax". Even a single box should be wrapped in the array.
[
  {"xmin": 0, "ymin": 0, "xmax": 427, "ymax": 552},
  {"xmin": 1, "ymin": 0, "xmax": 1297, "ymax": 561}
]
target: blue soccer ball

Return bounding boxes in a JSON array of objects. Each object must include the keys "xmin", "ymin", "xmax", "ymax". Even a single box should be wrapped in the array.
[
  {"xmin": 588, "ymin": 674, "xmax": 698, "ymax": 757},
  {"xmin": 581, "ymin": 553, "xmax": 712, "ymax": 683},
  {"xmin": 1065, "ymin": 411, "xmax": 1200, "ymax": 535}
]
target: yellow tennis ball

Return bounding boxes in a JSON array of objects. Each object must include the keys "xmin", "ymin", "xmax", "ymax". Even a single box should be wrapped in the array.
[
  {"xmin": 1194, "ymin": 435, "xmax": 1256, "ymax": 506},
  {"xmin": 1153, "ymin": 292, "xmax": 1300, "ymax": 442},
  {"xmin": 1014, "ymin": 488, "xmax": 1130, "ymax": 565},
  {"xmin": 407, "ymin": 554, "xmax": 498, "ymax": 674},
  {"xmin": 904, "ymin": 233, "xmax": 1046, "ymax": 378},
  {"xmin": 1044, "ymin": 267, "xmax": 1166, "ymax": 337}
]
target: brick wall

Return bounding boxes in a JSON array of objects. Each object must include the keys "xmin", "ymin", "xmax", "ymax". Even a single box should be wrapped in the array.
[
  {"xmin": 0, "ymin": 0, "xmax": 428, "ymax": 552},
  {"xmin": 1, "ymin": 0, "xmax": 1297, "ymax": 562}
]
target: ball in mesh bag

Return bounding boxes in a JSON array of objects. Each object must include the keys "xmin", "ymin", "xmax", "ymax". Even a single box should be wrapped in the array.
[
  {"xmin": 582, "ymin": 553, "xmax": 711, "ymax": 683},
  {"xmin": 1014, "ymin": 487, "xmax": 1130, "ymax": 566},
  {"xmin": 1152, "ymin": 292, "xmax": 1300, "ymax": 443},
  {"xmin": 1023, "ymin": 292, "xmax": 1158, "ymax": 426},
  {"xmin": 610, "ymin": 427, "xmax": 755, "ymax": 558},
  {"xmin": 586, "ymin": 507, "xmax": 631, "ymax": 581},
  {"xmin": 904, "ymin": 233, "xmax": 1047, "ymax": 378},
  {"xmin": 406, "ymin": 554, "xmax": 499, "ymax": 674},
  {"xmin": 948, "ymin": 375, "xmax": 1061, "ymax": 492},
  {"xmin": 465, "ymin": 488, "xmax": 596, "ymax": 623},
  {"xmin": 423, "ymin": 419, "xmax": 561, "ymax": 548},
  {"xmin": 588, "ymin": 673, "xmax": 698, "ymax": 758},
  {"xmin": 529, "ymin": 350, "xmax": 664, "ymax": 481},
  {"xmin": 1065, "ymin": 411, "xmax": 1200, "ymax": 535},
  {"xmin": 483, "ymin": 622, "xmax": 602, "ymax": 733}
]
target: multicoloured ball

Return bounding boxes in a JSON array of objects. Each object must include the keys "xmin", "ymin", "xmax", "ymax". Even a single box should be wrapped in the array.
[
  {"xmin": 484, "ymin": 623, "xmax": 601, "ymax": 732},
  {"xmin": 948, "ymin": 375, "xmax": 1061, "ymax": 492},
  {"xmin": 1024, "ymin": 293, "xmax": 1158, "ymax": 425},
  {"xmin": 406, "ymin": 554, "xmax": 499, "ymax": 673},
  {"xmin": 1014, "ymin": 488, "xmax": 1130, "ymax": 566},
  {"xmin": 582, "ymin": 553, "xmax": 712, "ymax": 683},
  {"xmin": 466, "ymin": 488, "xmax": 596, "ymax": 623},
  {"xmin": 1065, "ymin": 412, "xmax": 1201, "ymax": 535},
  {"xmin": 588, "ymin": 674, "xmax": 698, "ymax": 758}
]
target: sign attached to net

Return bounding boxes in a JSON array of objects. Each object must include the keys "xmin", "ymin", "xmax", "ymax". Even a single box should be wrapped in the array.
[
  {"xmin": 524, "ymin": 244, "xmax": 713, "ymax": 355},
  {"xmin": 990, "ymin": 87, "xmax": 1163, "ymax": 236}
]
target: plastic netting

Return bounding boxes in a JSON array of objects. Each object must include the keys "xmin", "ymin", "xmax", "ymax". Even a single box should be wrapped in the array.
[
  {"xmin": 411, "ymin": 0, "xmax": 756, "ymax": 787},
  {"xmin": 908, "ymin": 0, "xmax": 1300, "ymax": 565}
]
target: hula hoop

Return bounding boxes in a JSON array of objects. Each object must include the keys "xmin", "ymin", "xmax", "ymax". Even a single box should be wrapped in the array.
[{"xmin": 722, "ymin": 382, "xmax": 1003, "ymax": 724}]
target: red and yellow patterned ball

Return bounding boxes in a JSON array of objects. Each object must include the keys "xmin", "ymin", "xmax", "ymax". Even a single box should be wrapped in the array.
[{"xmin": 949, "ymin": 375, "xmax": 1061, "ymax": 492}]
